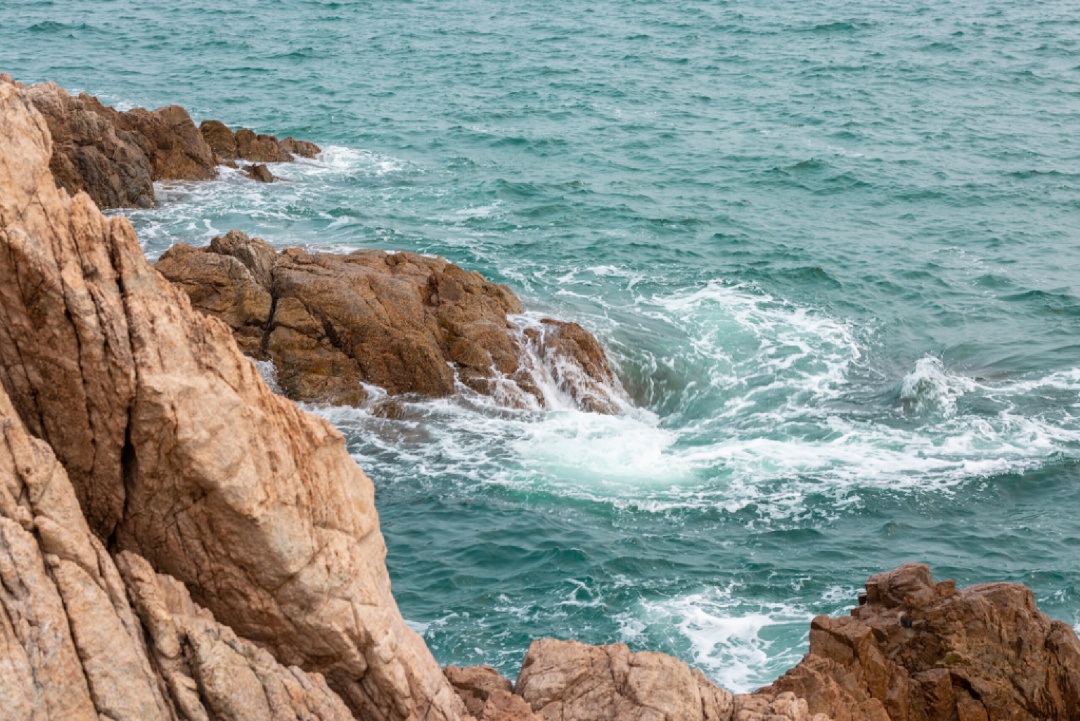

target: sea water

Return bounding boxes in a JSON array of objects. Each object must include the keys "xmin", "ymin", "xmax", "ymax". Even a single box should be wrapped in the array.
[{"xmin": 3, "ymin": 0, "xmax": 1079, "ymax": 691}]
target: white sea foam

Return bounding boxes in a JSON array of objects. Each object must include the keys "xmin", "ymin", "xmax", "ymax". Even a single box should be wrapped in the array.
[
  {"xmin": 620, "ymin": 584, "xmax": 817, "ymax": 694},
  {"xmin": 899, "ymin": 356, "xmax": 976, "ymax": 417}
]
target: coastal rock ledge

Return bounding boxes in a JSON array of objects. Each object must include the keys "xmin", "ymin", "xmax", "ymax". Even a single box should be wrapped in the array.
[
  {"xmin": 2, "ymin": 74, "xmax": 1079, "ymax": 721},
  {"xmin": 156, "ymin": 231, "xmax": 625, "ymax": 413}
]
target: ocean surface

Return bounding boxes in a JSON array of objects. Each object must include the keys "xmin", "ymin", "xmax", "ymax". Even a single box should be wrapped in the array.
[{"xmin": 4, "ymin": 0, "xmax": 1080, "ymax": 692}]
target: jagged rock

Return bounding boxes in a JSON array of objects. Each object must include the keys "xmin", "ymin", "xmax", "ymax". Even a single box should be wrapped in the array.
[
  {"xmin": 732, "ymin": 693, "xmax": 830, "ymax": 721},
  {"xmin": 0, "ymin": 374, "xmax": 357, "ymax": 720},
  {"xmin": 0, "ymin": 383, "xmax": 175, "ymax": 721},
  {"xmin": 515, "ymin": 639, "xmax": 735, "ymax": 721},
  {"xmin": 117, "ymin": 552, "xmax": 354, "ymax": 721},
  {"xmin": 22, "ymin": 79, "xmax": 157, "ymax": 208},
  {"xmin": 156, "ymin": 231, "xmax": 624, "ymax": 412},
  {"xmin": 282, "ymin": 136, "xmax": 322, "ymax": 158},
  {"xmin": 200, "ymin": 119, "xmax": 320, "ymax": 163},
  {"xmin": 0, "ymin": 75, "xmax": 467, "ymax": 721},
  {"xmin": 754, "ymin": 563, "xmax": 1080, "ymax": 721},
  {"xmin": 24, "ymin": 81, "xmax": 217, "ymax": 208},
  {"xmin": 444, "ymin": 666, "xmax": 539, "ymax": 721},
  {"xmin": 244, "ymin": 162, "xmax": 275, "ymax": 182}
]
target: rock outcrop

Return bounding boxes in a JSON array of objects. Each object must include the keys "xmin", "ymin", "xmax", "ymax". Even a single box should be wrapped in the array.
[
  {"xmin": 753, "ymin": 563, "xmax": 1080, "ymax": 721},
  {"xmin": 200, "ymin": 118, "xmax": 321, "ymax": 162},
  {"xmin": 156, "ymin": 231, "xmax": 625, "ymax": 413},
  {"xmin": 0, "ymin": 365, "xmax": 355, "ymax": 720},
  {"xmin": 8, "ymin": 77, "xmax": 319, "ymax": 209},
  {"xmin": 0, "ymin": 75, "xmax": 466, "ymax": 721}
]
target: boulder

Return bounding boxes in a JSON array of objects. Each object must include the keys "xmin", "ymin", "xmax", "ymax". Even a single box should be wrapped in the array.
[
  {"xmin": 243, "ymin": 162, "xmax": 275, "ymax": 182},
  {"xmin": 515, "ymin": 639, "xmax": 735, "ymax": 721},
  {"xmin": 445, "ymin": 666, "xmax": 540, "ymax": 720},
  {"xmin": 0, "ymin": 75, "xmax": 467, "ymax": 721},
  {"xmin": 156, "ymin": 232, "xmax": 626, "ymax": 413},
  {"xmin": 753, "ymin": 563, "xmax": 1080, "ymax": 721},
  {"xmin": 200, "ymin": 119, "xmax": 321, "ymax": 163}
]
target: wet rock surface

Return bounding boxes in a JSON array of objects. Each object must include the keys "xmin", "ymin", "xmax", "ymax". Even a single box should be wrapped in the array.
[
  {"xmin": 156, "ymin": 231, "xmax": 625, "ymax": 413},
  {"xmin": 200, "ymin": 118, "xmax": 321, "ymax": 162}
]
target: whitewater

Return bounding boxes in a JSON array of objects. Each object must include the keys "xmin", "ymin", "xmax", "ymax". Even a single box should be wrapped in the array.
[{"xmin": 3, "ymin": 0, "xmax": 1078, "ymax": 692}]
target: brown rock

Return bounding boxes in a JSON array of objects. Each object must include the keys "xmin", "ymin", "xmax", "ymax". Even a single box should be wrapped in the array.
[
  {"xmin": 0, "ymin": 75, "xmax": 467, "ymax": 721},
  {"xmin": 753, "ymin": 563, "xmax": 1080, "ymax": 721},
  {"xmin": 515, "ymin": 638, "xmax": 735, "ymax": 721},
  {"xmin": 236, "ymin": 126, "xmax": 294, "ymax": 162},
  {"xmin": 156, "ymin": 231, "xmax": 626, "ymax": 412},
  {"xmin": 446, "ymin": 665, "xmax": 515, "ymax": 717},
  {"xmin": 244, "ymin": 162, "xmax": 275, "ymax": 182},
  {"xmin": 25, "ymin": 81, "xmax": 156, "ymax": 208},
  {"xmin": 24, "ymin": 82, "xmax": 217, "ymax": 208},
  {"xmin": 282, "ymin": 136, "xmax": 322, "ymax": 158},
  {"xmin": 200, "ymin": 118, "xmax": 239, "ymax": 159},
  {"xmin": 0, "ymin": 382, "xmax": 174, "ymax": 721},
  {"xmin": 200, "ymin": 120, "xmax": 321, "ymax": 163}
]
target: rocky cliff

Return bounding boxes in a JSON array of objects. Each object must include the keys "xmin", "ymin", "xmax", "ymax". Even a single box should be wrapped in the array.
[
  {"xmin": 1, "ymin": 75, "xmax": 1077, "ymax": 721},
  {"xmin": 0, "ymin": 74, "xmax": 465, "ymax": 721}
]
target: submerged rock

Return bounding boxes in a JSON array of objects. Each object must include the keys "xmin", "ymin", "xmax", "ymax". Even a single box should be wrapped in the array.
[
  {"xmin": 243, "ymin": 161, "xmax": 275, "ymax": 182},
  {"xmin": 0, "ymin": 75, "xmax": 467, "ymax": 721},
  {"xmin": 156, "ymin": 231, "xmax": 626, "ymax": 413}
]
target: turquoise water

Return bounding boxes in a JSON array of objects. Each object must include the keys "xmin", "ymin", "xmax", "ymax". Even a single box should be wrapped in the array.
[{"xmin": 4, "ymin": 0, "xmax": 1080, "ymax": 691}]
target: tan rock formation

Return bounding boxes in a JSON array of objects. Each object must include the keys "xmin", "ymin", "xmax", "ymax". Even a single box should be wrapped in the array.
[
  {"xmin": 515, "ymin": 639, "xmax": 735, "ymax": 721},
  {"xmin": 0, "ymin": 75, "xmax": 467, "ymax": 721},
  {"xmin": 0, "ymin": 365, "xmax": 355, "ymax": 720},
  {"xmin": 446, "ymin": 666, "xmax": 541, "ymax": 721},
  {"xmin": 155, "ymin": 231, "xmax": 625, "ymax": 412},
  {"xmin": 200, "ymin": 118, "xmax": 322, "ymax": 162},
  {"xmin": 754, "ymin": 563, "xmax": 1080, "ymax": 721}
]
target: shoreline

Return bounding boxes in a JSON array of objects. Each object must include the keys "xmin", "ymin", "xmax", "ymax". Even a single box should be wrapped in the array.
[{"xmin": 0, "ymin": 74, "xmax": 1075, "ymax": 721}]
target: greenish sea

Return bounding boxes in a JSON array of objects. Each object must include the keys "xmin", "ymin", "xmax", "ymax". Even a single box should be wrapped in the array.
[{"xmin": 3, "ymin": 0, "xmax": 1079, "ymax": 691}]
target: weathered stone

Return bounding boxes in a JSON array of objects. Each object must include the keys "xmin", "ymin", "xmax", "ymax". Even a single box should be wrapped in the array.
[
  {"xmin": 282, "ymin": 136, "xmax": 322, "ymax": 158},
  {"xmin": 244, "ymin": 162, "xmax": 275, "ymax": 182},
  {"xmin": 515, "ymin": 639, "xmax": 735, "ymax": 721},
  {"xmin": 118, "ymin": 551, "xmax": 355, "ymax": 721},
  {"xmin": 237, "ymin": 127, "xmax": 294, "ymax": 162},
  {"xmin": 0, "ymin": 76, "xmax": 467, "ymax": 721},
  {"xmin": 156, "ymin": 232, "xmax": 626, "ymax": 412},
  {"xmin": 445, "ymin": 665, "xmax": 514, "ymax": 717},
  {"xmin": 754, "ymin": 563, "xmax": 1080, "ymax": 721}
]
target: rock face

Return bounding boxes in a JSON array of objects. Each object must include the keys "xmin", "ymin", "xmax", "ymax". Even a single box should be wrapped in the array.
[
  {"xmin": 0, "ymin": 365, "xmax": 354, "ymax": 720},
  {"xmin": 200, "ymin": 118, "xmax": 321, "ymax": 162},
  {"xmin": 515, "ymin": 639, "xmax": 735, "ymax": 721},
  {"xmin": 22, "ymin": 79, "xmax": 216, "ymax": 208},
  {"xmin": 156, "ymin": 231, "xmax": 626, "ymax": 413},
  {"xmin": 756, "ymin": 563, "xmax": 1080, "ymax": 721},
  {"xmin": 11, "ymin": 77, "xmax": 320, "ymax": 209},
  {"xmin": 0, "ymin": 75, "xmax": 466, "ymax": 721}
]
